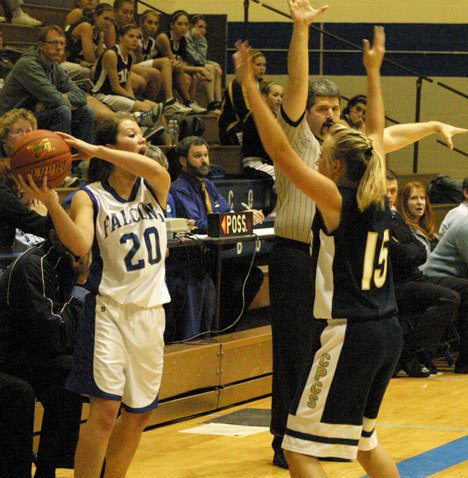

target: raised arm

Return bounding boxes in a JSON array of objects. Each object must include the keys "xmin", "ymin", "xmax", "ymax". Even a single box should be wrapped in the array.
[
  {"xmin": 363, "ymin": 26, "xmax": 386, "ymax": 158},
  {"xmin": 383, "ymin": 121, "xmax": 468, "ymax": 153},
  {"xmin": 235, "ymin": 42, "xmax": 341, "ymax": 219},
  {"xmin": 282, "ymin": 0, "xmax": 328, "ymax": 121}
]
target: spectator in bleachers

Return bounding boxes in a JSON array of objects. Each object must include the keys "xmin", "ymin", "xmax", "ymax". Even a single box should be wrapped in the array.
[
  {"xmin": 171, "ymin": 135, "xmax": 264, "ymax": 330},
  {"xmin": 439, "ymin": 177, "xmax": 468, "ymax": 237},
  {"xmin": 0, "ymin": 217, "xmax": 87, "ymax": 478},
  {"xmin": 92, "ymin": 23, "xmax": 166, "ymax": 141},
  {"xmin": 65, "ymin": 0, "xmax": 98, "ymax": 27},
  {"xmin": 242, "ymin": 80, "xmax": 283, "ymax": 184},
  {"xmin": 136, "ymin": 9, "xmax": 192, "ymax": 114},
  {"xmin": 154, "ymin": 10, "xmax": 209, "ymax": 114},
  {"xmin": 0, "ymin": 109, "xmax": 49, "ymax": 254},
  {"xmin": 386, "ymin": 170, "xmax": 457, "ymax": 376},
  {"xmin": 426, "ymin": 216, "xmax": 468, "ymax": 280},
  {"xmin": 340, "ymin": 94, "xmax": 367, "ymax": 132},
  {"xmin": 0, "ymin": 26, "xmax": 95, "ymax": 146},
  {"xmin": 106, "ymin": 0, "xmax": 169, "ymax": 113},
  {"xmin": 218, "ymin": 49, "xmax": 266, "ymax": 145},
  {"xmin": 0, "ymin": 0, "xmax": 40, "ymax": 27},
  {"xmin": 185, "ymin": 14, "xmax": 223, "ymax": 114},
  {"xmin": 424, "ymin": 217, "xmax": 468, "ymax": 374},
  {"xmin": 398, "ymin": 181, "xmax": 439, "ymax": 269},
  {"xmin": 0, "ymin": 371, "xmax": 35, "ymax": 478},
  {"xmin": 399, "ymin": 181, "xmax": 468, "ymax": 374},
  {"xmin": 65, "ymin": 3, "xmax": 113, "ymax": 71}
]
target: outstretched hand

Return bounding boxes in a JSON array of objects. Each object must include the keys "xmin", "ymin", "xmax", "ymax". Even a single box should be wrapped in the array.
[
  {"xmin": 233, "ymin": 41, "xmax": 255, "ymax": 87},
  {"xmin": 288, "ymin": 0, "xmax": 328, "ymax": 26},
  {"xmin": 437, "ymin": 123, "xmax": 468, "ymax": 150},
  {"xmin": 363, "ymin": 25, "xmax": 385, "ymax": 71},
  {"xmin": 55, "ymin": 131, "xmax": 98, "ymax": 162}
]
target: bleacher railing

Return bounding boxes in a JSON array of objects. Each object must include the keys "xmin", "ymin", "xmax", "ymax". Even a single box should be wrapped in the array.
[{"xmin": 133, "ymin": 0, "xmax": 467, "ymax": 172}]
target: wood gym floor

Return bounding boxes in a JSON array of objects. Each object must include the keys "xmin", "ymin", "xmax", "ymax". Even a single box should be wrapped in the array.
[{"xmin": 50, "ymin": 365, "xmax": 468, "ymax": 478}]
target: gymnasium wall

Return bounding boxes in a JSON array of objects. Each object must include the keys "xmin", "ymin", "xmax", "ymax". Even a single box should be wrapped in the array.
[{"xmin": 161, "ymin": 0, "xmax": 468, "ymax": 179}]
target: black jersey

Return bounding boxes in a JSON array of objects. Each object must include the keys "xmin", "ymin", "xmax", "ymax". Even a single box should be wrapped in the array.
[
  {"xmin": 65, "ymin": 18, "xmax": 99, "ymax": 63},
  {"xmin": 141, "ymin": 36, "xmax": 161, "ymax": 61},
  {"xmin": 311, "ymin": 186, "xmax": 397, "ymax": 321},
  {"xmin": 167, "ymin": 32, "xmax": 187, "ymax": 61},
  {"xmin": 92, "ymin": 45, "xmax": 132, "ymax": 95}
]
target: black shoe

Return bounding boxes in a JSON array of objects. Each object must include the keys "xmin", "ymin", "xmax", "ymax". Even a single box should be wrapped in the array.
[
  {"xmin": 454, "ymin": 361, "xmax": 468, "ymax": 374},
  {"xmin": 273, "ymin": 449, "xmax": 289, "ymax": 469},
  {"xmin": 400, "ymin": 358, "xmax": 431, "ymax": 378}
]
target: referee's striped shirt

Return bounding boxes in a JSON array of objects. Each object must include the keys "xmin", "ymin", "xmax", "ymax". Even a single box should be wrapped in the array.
[{"xmin": 274, "ymin": 106, "xmax": 321, "ymax": 244}]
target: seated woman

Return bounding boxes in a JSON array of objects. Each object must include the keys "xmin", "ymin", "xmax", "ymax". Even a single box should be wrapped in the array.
[
  {"xmin": 340, "ymin": 94, "xmax": 367, "ymax": 132},
  {"xmin": 242, "ymin": 80, "xmax": 283, "ymax": 184},
  {"xmin": 399, "ymin": 180, "xmax": 468, "ymax": 374},
  {"xmin": 137, "ymin": 9, "xmax": 192, "ymax": 114},
  {"xmin": 398, "ymin": 181, "xmax": 438, "ymax": 269},
  {"xmin": 92, "ymin": 23, "xmax": 166, "ymax": 141},
  {"xmin": 64, "ymin": 0, "xmax": 98, "ymax": 27},
  {"xmin": 154, "ymin": 10, "xmax": 211, "ymax": 114},
  {"xmin": 0, "ymin": 108, "xmax": 48, "ymax": 254},
  {"xmin": 65, "ymin": 3, "xmax": 114, "ymax": 72},
  {"xmin": 218, "ymin": 50, "xmax": 266, "ymax": 145},
  {"xmin": 185, "ymin": 14, "xmax": 223, "ymax": 114}
]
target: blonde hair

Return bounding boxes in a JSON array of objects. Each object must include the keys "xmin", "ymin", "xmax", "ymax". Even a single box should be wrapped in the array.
[
  {"xmin": 325, "ymin": 124, "xmax": 386, "ymax": 212},
  {"xmin": 0, "ymin": 108, "xmax": 37, "ymax": 144}
]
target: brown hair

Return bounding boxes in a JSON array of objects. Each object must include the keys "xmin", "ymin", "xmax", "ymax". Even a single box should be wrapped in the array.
[
  {"xmin": 38, "ymin": 25, "xmax": 65, "ymax": 43},
  {"xmin": 398, "ymin": 181, "xmax": 437, "ymax": 239}
]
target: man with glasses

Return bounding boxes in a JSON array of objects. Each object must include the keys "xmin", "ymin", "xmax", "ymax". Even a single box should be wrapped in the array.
[{"xmin": 0, "ymin": 25, "xmax": 94, "ymax": 146}]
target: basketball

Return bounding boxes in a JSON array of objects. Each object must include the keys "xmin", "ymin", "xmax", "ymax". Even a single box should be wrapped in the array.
[{"xmin": 10, "ymin": 129, "xmax": 72, "ymax": 188}]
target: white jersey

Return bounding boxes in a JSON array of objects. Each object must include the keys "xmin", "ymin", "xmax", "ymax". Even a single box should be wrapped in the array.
[
  {"xmin": 83, "ymin": 177, "xmax": 170, "ymax": 308},
  {"xmin": 275, "ymin": 108, "xmax": 321, "ymax": 244}
]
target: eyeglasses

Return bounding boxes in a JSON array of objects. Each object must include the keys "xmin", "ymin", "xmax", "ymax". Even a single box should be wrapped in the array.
[
  {"xmin": 42, "ymin": 40, "xmax": 66, "ymax": 47},
  {"xmin": 9, "ymin": 128, "xmax": 33, "ymax": 137}
]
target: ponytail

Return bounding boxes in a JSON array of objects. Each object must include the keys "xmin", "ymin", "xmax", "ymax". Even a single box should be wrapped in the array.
[{"xmin": 326, "ymin": 124, "xmax": 386, "ymax": 212}]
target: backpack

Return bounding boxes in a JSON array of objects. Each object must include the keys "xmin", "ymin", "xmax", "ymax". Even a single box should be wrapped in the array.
[
  {"xmin": 427, "ymin": 175, "xmax": 463, "ymax": 204},
  {"xmin": 178, "ymin": 115, "xmax": 205, "ymax": 140}
]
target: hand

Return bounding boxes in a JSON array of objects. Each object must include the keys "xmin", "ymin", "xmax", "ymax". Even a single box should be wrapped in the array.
[
  {"xmin": 55, "ymin": 131, "xmax": 98, "ymax": 161},
  {"xmin": 233, "ymin": 41, "xmax": 255, "ymax": 87},
  {"xmin": 198, "ymin": 67, "xmax": 212, "ymax": 81},
  {"xmin": 252, "ymin": 209, "xmax": 265, "ymax": 225},
  {"xmin": 349, "ymin": 111, "xmax": 366, "ymax": 132},
  {"xmin": 288, "ymin": 0, "xmax": 328, "ymax": 26},
  {"xmin": 363, "ymin": 25, "xmax": 385, "ymax": 72},
  {"xmin": 14, "ymin": 174, "xmax": 59, "ymax": 209},
  {"xmin": 435, "ymin": 122, "xmax": 468, "ymax": 150}
]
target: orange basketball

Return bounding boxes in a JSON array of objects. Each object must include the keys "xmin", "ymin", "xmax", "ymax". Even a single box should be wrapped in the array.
[{"xmin": 10, "ymin": 129, "xmax": 72, "ymax": 188}]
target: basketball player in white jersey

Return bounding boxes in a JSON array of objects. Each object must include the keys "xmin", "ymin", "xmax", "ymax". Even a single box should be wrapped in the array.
[
  {"xmin": 236, "ymin": 24, "xmax": 401, "ymax": 477},
  {"xmin": 17, "ymin": 116, "xmax": 170, "ymax": 477}
]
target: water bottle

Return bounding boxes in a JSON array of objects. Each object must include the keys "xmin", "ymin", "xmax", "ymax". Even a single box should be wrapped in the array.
[{"xmin": 168, "ymin": 119, "xmax": 179, "ymax": 147}]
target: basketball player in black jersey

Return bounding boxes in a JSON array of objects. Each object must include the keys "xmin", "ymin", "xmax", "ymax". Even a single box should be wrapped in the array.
[{"xmin": 236, "ymin": 17, "xmax": 401, "ymax": 478}]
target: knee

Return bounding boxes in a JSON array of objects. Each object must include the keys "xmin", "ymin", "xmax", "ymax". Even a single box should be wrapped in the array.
[
  {"xmin": 123, "ymin": 410, "xmax": 153, "ymax": 432},
  {"xmin": 55, "ymin": 104, "xmax": 72, "ymax": 122}
]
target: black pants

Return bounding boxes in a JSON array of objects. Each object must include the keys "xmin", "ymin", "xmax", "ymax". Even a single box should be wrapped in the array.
[
  {"xmin": 394, "ymin": 276, "xmax": 459, "ymax": 358},
  {"xmin": 0, "ymin": 372, "xmax": 35, "ymax": 478},
  {"xmin": 426, "ymin": 275, "xmax": 468, "ymax": 365},
  {"xmin": 269, "ymin": 237, "xmax": 317, "ymax": 452},
  {"xmin": 4, "ymin": 355, "xmax": 82, "ymax": 471}
]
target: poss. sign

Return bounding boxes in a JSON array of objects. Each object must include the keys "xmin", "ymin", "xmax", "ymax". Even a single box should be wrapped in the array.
[{"xmin": 207, "ymin": 212, "xmax": 253, "ymax": 237}]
